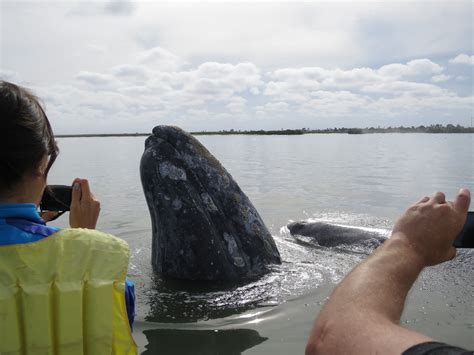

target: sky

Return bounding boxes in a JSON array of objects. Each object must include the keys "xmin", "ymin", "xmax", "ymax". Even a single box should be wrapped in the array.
[{"xmin": 0, "ymin": 0, "xmax": 473, "ymax": 134}]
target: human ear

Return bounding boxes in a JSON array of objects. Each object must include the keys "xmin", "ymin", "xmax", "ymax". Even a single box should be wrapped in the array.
[{"xmin": 33, "ymin": 155, "xmax": 49, "ymax": 178}]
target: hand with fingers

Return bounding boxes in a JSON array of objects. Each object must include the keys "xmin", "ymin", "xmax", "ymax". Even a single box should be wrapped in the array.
[
  {"xmin": 391, "ymin": 189, "xmax": 471, "ymax": 267},
  {"xmin": 69, "ymin": 178, "xmax": 101, "ymax": 229}
]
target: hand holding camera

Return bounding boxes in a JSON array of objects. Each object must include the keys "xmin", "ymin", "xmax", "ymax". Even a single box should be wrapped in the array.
[
  {"xmin": 40, "ymin": 178, "xmax": 101, "ymax": 229},
  {"xmin": 391, "ymin": 190, "xmax": 473, "ymax": 262}
]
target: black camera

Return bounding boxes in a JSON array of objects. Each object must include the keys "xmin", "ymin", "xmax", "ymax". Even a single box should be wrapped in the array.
[
  {"xmin": 453, "ymin": 211, "xmax": 474, "ymax": 248},
  {"xmin": 40, "ymin": 185, "xmax": 72, "ymax": 211}
]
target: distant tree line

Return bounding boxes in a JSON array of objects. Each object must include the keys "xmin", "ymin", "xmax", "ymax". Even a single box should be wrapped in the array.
[
  {"xmin": 55, "ymin": 124, "xmax": 473, "ymax": 138},
  {"xmin": 192, "ymin": 124, "xmax": 474, "ymax": 135},
  {"xmin": 340, "ymin": 124, "xmax": 474, "ymax": 134},
  {"xmin": 192, "ymin": 128, "xmax": 306, "ymax": 135}
]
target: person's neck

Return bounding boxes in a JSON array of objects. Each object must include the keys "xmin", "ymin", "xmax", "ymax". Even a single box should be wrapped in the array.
[
  {"xmin": 0, "ymin": 196, "xmax": 37, "ymax": 205},
  {"xmin": 0, "ymin": 181, "xmax": 43, "ymax": 206}
]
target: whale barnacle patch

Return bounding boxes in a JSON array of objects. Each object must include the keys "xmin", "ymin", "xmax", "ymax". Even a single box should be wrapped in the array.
[{"xmin": 159, "ymin": 161, "xmax": 187, "ymax": 181}]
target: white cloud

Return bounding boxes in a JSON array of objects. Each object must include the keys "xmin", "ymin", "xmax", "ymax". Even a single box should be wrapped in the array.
[
  {"xmin": 300, "ymin": 91, "xmax": 371, "ymax": 117},
  {"xmin": 250, "ymin": 87, "xmax": 260, "ymax": 95},
  {"xmin": 264, "ymin": 59, "xmax": 452, "ymax": 104},
  {"xmin": 264, "ymin": 80, "xmax": 319, "ymax": 102},
  {"xmin": 226, "ymin": 97, "xmax": 247, "ymax": 113},
  {"xmin": 185, "ymin": 62, "xmax": 263, "ymax": 101},
  {"xmin": 75, "ymin": 71, "xmax": 118, "ymax": 89},
  {"xmin": 431, "ymin": 74, "xmax": 451, "ymax": 83},
  {"xmin": 365, "ymin": 95, "xmax": 472, "ymax": 118},
  {"xmin": 361, "ymin": 81, "xmax": 449, "ymax": 97},
  {"xmin": 137, "ymin": 47, "xmax": 185, "ymax": 72},
  {"xmin": 449, "ymin": 53, "xmax": 474, "ymax": 65},
  {"xmin": 257, "ymin": 102, "xmax": 290, "ymax": 114},
  {"xmin": 186, "ymin": 108, "xmax": 210, "ymax": 121},
  {"xmin": 112, "ymin": 64, "xmax": 148, "ymax": 81},
  {"xmin": 377, "ymin": 59, "xmax": 443, "ymax": 78},
  {"xmin": 266, "ymin": 102, "xmax": 289, "ymax": 112},
  {"xmin": 319, "ymin": 68, "xmax": 382, "ymax": 89}
]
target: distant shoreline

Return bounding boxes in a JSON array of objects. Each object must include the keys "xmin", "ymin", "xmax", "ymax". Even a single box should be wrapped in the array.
[
  {"xmin": 55, "ymin": 125, "xmax": 474, "ymax": 138},
  {"xmin": 56, "ymin": 133, "xmax": 149, "ymax": 138}
]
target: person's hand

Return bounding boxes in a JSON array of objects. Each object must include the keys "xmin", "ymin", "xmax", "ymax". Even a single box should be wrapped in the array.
[
  {"xmin": 69, "ymin": 178, "xmax": 101, "ymax": 229},
  {"xmin": 391, "ymin": 188, "xmax": 470, "ymax": 267},
  {"xmin": 40, "ymin": 211, "xmax": 60, "ymax": 222}
]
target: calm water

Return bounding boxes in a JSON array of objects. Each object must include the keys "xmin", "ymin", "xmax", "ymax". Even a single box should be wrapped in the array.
[{"xmin": 49, "ymin": 133, "xmax": 473, "ymax": 353}]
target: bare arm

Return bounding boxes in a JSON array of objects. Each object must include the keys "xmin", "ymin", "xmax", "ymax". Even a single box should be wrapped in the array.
[{"xmin": 306, "ymin": 189, "xmax": 471, "ymax": 355}]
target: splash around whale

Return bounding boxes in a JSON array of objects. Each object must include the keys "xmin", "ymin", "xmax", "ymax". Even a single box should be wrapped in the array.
[{"xmin": 140, "ymin": 126, "xmax": 281, "ymax": 281}]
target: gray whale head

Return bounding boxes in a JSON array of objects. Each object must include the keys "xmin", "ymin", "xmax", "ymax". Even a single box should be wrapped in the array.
[{"xmin": 140, "ymin": 126, "xmax": 281, "ymax": 281}]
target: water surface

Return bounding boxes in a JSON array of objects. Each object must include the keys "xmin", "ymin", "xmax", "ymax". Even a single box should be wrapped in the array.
[{"xmin": 49, "ymin": 133, "xmax": 474, "ymax": 353}]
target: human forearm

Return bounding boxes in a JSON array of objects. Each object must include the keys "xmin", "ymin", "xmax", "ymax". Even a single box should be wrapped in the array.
[
  {"xmin": 306, "ymin": 237, "xmax": 429, "ymax": 354},
  {"xmin": 336, "ymin": 236, "xmax": 424, "ymax": 321}
]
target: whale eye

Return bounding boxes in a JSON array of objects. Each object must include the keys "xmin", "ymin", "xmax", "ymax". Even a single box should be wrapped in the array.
[
  {"xmin": 233, "ymin": 257, "xmax": 245, "ymax": 267},
  {"xmin": 172, "ymin": 198, "xmax": 182, "ymax": 210}
]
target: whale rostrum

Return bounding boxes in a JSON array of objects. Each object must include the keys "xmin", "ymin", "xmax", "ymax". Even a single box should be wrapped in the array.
[{"xmin": 140, "ymin": 126, "xmax": 281, "ymax": 281}]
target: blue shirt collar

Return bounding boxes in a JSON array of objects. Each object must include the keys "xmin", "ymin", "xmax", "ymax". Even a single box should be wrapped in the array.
[{"xmin": 0, "ymin": 203, "xmax": 44, "ymax": 224}]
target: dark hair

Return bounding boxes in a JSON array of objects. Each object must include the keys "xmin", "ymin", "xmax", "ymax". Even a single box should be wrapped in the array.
[{"xmin": 0, "ymin": 81, "xmax": 59, "ymax": 192}]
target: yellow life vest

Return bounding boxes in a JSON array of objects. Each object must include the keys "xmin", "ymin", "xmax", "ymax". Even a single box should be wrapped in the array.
[{"xmin": 0, "ymin": 228, "xmax": 137, "ymax": 355}]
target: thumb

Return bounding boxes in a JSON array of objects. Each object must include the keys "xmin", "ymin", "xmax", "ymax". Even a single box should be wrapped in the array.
[
  {"xmin": 454, "ymin": 188, "xmax": 470, "ymax": 214},
  {"xmin": 71, "ymin": 179, "xmax": 82, "ymax": 207}
]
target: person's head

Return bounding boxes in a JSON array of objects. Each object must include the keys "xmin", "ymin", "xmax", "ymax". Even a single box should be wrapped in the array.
[{"xmin": 0, "ymin": 81, "xmax": 59, "ymax": 204}]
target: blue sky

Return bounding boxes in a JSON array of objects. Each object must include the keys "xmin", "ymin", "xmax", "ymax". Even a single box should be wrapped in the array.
[{"xmin": 1, "ymin": 0, "xmax": 473, "ymax": 134}]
